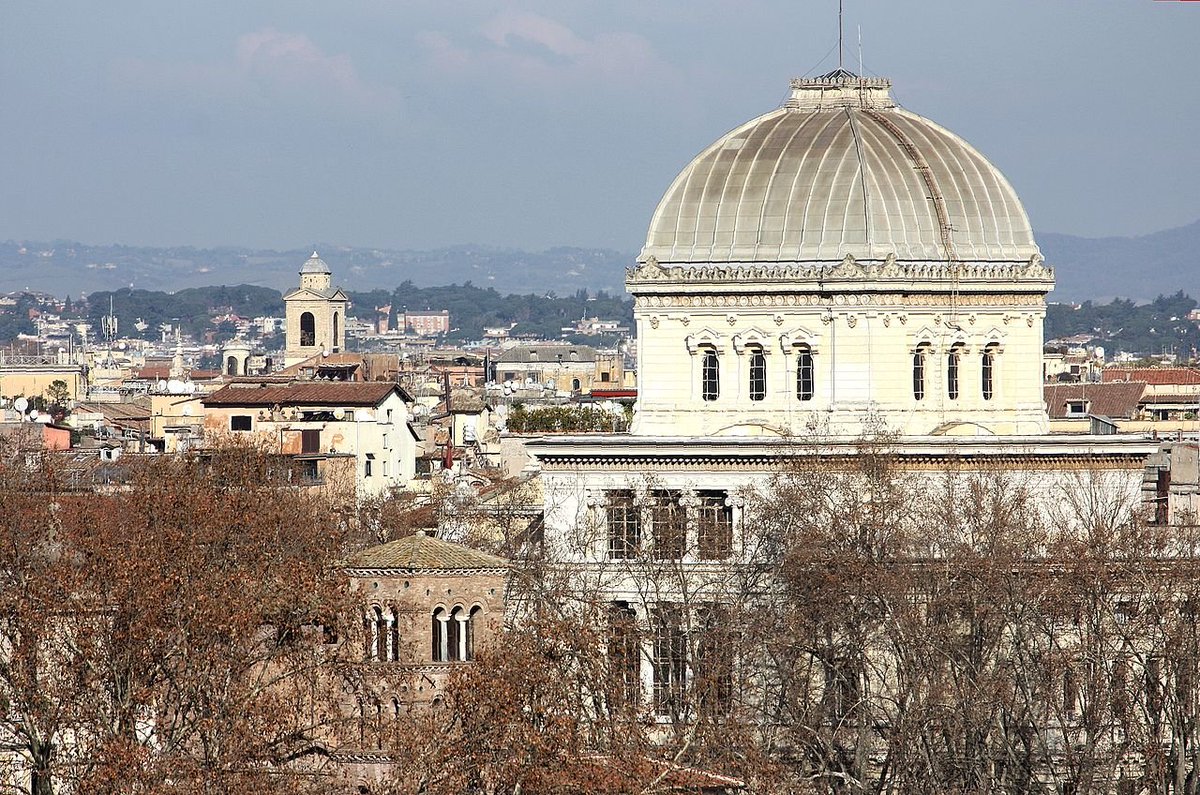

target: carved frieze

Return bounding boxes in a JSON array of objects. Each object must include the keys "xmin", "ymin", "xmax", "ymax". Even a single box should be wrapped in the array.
[{"xmin": 634, "ymin": 293, "xmax": 1046, "ymax": 309}]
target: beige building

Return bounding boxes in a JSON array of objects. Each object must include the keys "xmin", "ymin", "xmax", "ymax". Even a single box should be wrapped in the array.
[
  {"xmin": 527, "ymin": 69, "xmax": 1160, "ymax": 729},
  {"xmin": 493, "ymin": 344, "xmax": 622, "ymax": 394},
  {"xmin": 283, "ymin": 252, "xmax": 348, "ymax": 368},
  {"xmin": 201, "ymin": 381, "xmax": 418, "ymax": 496}
]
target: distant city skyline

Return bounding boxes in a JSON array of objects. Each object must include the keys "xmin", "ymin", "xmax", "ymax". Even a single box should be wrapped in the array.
[{"xmin": 2, "ymin": 2, "xmax": 1197, "ymax": 253}]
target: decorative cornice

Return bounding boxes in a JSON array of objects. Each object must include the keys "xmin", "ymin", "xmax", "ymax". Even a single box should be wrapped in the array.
[
  {"xmin": 635, "ymin": 293, "xmax": 1046, "ymax": 309},
  {"xmin": 627, "ymin": 253, "xmax": 1053, "ymax": 289}
]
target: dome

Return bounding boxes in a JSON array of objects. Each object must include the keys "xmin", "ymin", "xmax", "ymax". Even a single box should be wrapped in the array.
[
  {"xmin": 300, "ymin": 250, "xmax": 331, "ymax": 274},
  {"xmin": 642, "ymin": 71, "xmax": 1038, "ymax": 265}
]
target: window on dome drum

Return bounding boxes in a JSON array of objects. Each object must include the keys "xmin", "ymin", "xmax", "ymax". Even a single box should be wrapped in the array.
[
  {"xmin": 697, "ymin": 490, "xmax": 733, "ymax": 560},
  {"xmin": 796, "ymin": 347, "xmax": 814, "ymax": 401},
  {"xmin": 650, "ymin": 490, "xmax": 685, "ymax": 560},
  {"xmin": 606, "ymin": 490, "xmax": 641, "ymax": 559},
  {"xmin": 748, "ymin": 348, "xmax": 766, "ymax": 401},
  {"xmin": 701, "ymin": 349, "xmax": 719, "ymax": 401},
  {"xmin": 947, "ymin": 346, "xmax": 962, "ymax": 400},
  {"xmin": 300, "ymin": 312, "xmax": 316, "ymax": 347},
  {"xmin": 981, "ymin": 346, "xmax": 996, "ymax": 401},
  {"xmin": 332, "ymin": 312, "xmax": 339, "ymax": 351},
  {"xmin": 608, "ymin": 602, "xmax": 640, "ymax": 707},
  {"xmin": 652, "ymin": 605, "xmax": 687, "ymax": 719},
  {"xmin": 912, "ymin": 346, "xmax": 928, "ymax": 401}
]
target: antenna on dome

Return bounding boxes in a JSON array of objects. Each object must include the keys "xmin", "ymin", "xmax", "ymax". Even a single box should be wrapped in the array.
[{"xmin": 838, "ymin": 0, "xmax": 844, "ymax": 70}]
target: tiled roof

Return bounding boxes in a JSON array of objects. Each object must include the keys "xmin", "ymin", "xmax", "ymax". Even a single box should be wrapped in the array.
[
  {"xmin": 1044, "ymin": 382, "xmax": 1146, "ymax": 419},
  {"xmin": 346, "ymin": 531, "xmax": 506, "ymax": 571},
  {"xmin": 1102, "ymin": 367, "xmax": 1200, "ymax": 386},
  {"xmin": 496, "ymin": 344, "xmax": 597, "ymax": 364},
  {"xmin": 202, "ymin": 381, "xmax": 405, "ymax": 408}
]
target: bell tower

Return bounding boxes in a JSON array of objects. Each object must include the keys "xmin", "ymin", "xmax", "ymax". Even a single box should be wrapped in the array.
[{"xmin": 283, "ymin": 251, "xmax": 348, "ymax": 368}]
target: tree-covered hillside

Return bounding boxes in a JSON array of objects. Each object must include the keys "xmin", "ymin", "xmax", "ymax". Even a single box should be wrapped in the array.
[{"xmin": 1046, "ymin": 290, "xmax": 1200, "ymax": 358}]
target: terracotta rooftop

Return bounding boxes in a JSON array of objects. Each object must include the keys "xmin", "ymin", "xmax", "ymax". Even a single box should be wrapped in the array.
[
  {"xmin": 1102, "ymin": 367, "xmax": 1200, "ymax": 386},
  {"xmin": 1044, "ymin": 382, "xmax": 1146, "ymax": 420},
  {"xmin": 202, "ymin": 381, "xmax": 408, "ymax": 408},
  {"xmin": 346, "ymin": 531, "xmax": 506, "ymax": 571}
]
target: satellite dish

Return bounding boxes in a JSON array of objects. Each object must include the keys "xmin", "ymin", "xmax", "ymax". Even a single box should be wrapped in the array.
[
  {"xmin": 185, "ymin": 382, "xmax": 196, "ymax": 394},
  {"xmin": 332, "ymin": 408, "xmax": 345, "ymax": 420},
  {"xmin": 156, "ymin": 380, "xmax": 167, "ymax": 391},
  {"xmin": 118, "ymin": 342, "xmax": 127, "ymax": 350},
  {"xmin": 167, "ymin": 379, "xmax": 184, "ymax": 393},
  {"xmin": 14, "ymin": 397, "xmax": 28, "ymax": 413}
]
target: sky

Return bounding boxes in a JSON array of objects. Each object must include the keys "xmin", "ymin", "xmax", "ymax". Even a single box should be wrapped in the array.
[{"xmin": 2, "ymin": 1, "xmax": 1197, "ymax": 253}]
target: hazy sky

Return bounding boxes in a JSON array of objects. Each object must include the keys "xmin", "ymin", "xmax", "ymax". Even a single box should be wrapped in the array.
[{"xmin": 2, "ymin": 2, "xmax": 1197, "ymax": 253}]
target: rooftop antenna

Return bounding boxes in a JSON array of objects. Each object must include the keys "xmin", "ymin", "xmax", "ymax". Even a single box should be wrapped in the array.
[
  {"xmin": 857, "ymin": 24, "xmax": 863, "ymax": 76},
  {"xmin": 838, "ymin": 0, "xmax": 844, "ymax": 70}
]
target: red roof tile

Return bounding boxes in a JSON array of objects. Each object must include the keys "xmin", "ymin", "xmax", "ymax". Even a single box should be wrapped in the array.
[
  {"xmin": 1044, "ymin": 382, "xmax": 1146, "ymax": 419},
  {"xmin": 1102, "ymin": 367, "xmax": 1200, "ymax": 386},
  {"xmin": 202, "ymin": 381, "xmax": 408, "ymax": 408}
]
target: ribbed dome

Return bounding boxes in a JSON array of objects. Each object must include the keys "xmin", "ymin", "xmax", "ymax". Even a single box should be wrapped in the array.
[
  {"xmin": 300, "ymin": 251, "xmax": 331, "ymax": 274},
  {"xmin": 642, "ymin": 72, "xmax": 1038, "ymax": 265}
]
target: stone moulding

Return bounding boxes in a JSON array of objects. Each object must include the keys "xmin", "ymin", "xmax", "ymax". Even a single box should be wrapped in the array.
[
  {"xmin": 626, "ymin": 253, "xmax": 1053, "ymax": 287},
  {"xmin": 633, "ymin": 293, "xmax": 1047, "ymax": 309}
]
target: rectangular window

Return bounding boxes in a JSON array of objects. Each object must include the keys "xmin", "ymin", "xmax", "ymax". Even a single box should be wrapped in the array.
[
  {"xmin": 796, "ymin": 349, "xmax": 814, "ymax": 401},
  {"xmin": 651, "ymin": 490, "xmax": 685, "ymax": 559},
  {"xmin": 652, "ymin": 606, "xmax": 687, "ymax": 719},
  {"xmin": 230, "ymin": 415, "xmax": 252, "ymax": 432},
  {"xmin": 606, "ymin": 491, "xmax": 641, "ymax": 559},
  {"xmin": 947, "ymin": 347, "xmax": 960, "ymax": 400},
  {"xmin": 701, "ymin": 350, "xmax": 719, "ymax": 401},
  {"xmin": 913, "ymin": 349, "xmax": 926, "ymax": 400},
  {"xmin": 697, "ymin": 491, "xmax": 733, "ymax": 560},
  {"xmin": 600, "ymin": 371, "xmax": 611, "ymax": 382},
  {"xmin": 608, "ymin": 602, "xmax": 640, "ymax": 708},
  {"xmin": 364, "ymin": 459, "xmax": 373, "ymax": 478},
  {"xmin": 697, "ymin": 605, "xmax": 733, "ymax": 717},
  {"xmin": 748, "ymin": 350, "xmax": 766, "ymax": 401},
  {"xmin": 299, "ymin": 459, "xmax": 319, "ymax": 483},
  {"xmin": 301, "ymin": 428, "xmax": 320, "ymax": 454},
  {"xmin": 981, "ymin": 348, "xmax": 995, "ymax": 401}
]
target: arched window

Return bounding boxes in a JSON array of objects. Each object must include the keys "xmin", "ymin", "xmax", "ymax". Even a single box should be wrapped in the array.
[
  {"xmin": 390, "ymin": 606, "xmax": 401, "ymax": 661},
  {"xmin": 748, "ymin": 348, "xmax": 766, "ymax": 401},
  {"xmin": 363, "ymin": 614, "xmax": 373, "ymax": 661},
  {"xmin": 947, "ymin": 345, "xmax": 962, "ymax": 400},
  {"xmin": 982, "ymin": 346, "xmax": 996, "ymax": 401},
  {"xmin": 226, "ymin": 356, "xmax": 238, "ymax": 375},
  {"xmin": 450, "ymin": 606, "xmax": 470, "ymax": 661},
  {"xmin": 392, "ymin": 697, "xmax": 401, "ymax": 720},
  {"xmin": 432, "ymin": 607, "xmax": 449, "ymax": 662},
  {"xmin": 373, "ymin": 606, "xmax": 387, "ymax": 662},
  {"xmin": 468, "ymin": 606, "xmax": 482, "ymax": 661},
  {"xmin": 913, "ymin": 346, "xmax": 927, "ymax": 401},
  {"xmin": 333, "ymin": 312, "xmax": 340, "ymax": 351},
  {"xmin": 796, "ymin": 346, "xmax": 814, "ymax": 401},
  {"xmin": 571, "ymin": 378, "xmax": 581, "ymax": 391},
  {"xmin": 701, "ymin": 349, "xmax": 719, "ymax": 401},
  {"xmin": 300, "ymin": 312, "xmax": 316, "ymax": 347}
]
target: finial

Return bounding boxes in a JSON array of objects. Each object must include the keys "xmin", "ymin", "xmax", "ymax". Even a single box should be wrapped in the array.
[{"xmin": 838, "ymin": 0, "xmax": 844, "ymax": 70}]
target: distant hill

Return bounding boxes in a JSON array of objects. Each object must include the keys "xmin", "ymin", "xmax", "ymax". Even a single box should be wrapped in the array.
[
  {"xmin": 0, "ymin": 241, "xmax": 633, "ymax": 298},
  {"xmin": 4, "ymin": 219, "xmax": 1199, "ymax": 302},
  {"xmin": 1039, "ymin": 219, "xmax": 1200, "ymax": 304}
]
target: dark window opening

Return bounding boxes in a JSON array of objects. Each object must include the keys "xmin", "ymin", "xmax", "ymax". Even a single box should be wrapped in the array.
[
  {"xmin": 300, "ymin": 311, "xmax": 316, "ymax": 347},
  {"xmin": 332, "ymin": 312, "xmax": 340, "ymax": 351},
  {"xmin": 701, "ymin": 350, "xmax": 719, "ymax": 401},
  {"xmin": 698, "ymin": 606, "xmax": 733, "ymax": 717},
  {"xmin": 652, "ymin": 606, "xmax": 687, "ymax": 719},
  {"xmin": 982, "ymin": 347, "xmax": 995, "ymax": 400},
  {"xmin": 301, "ymin": 428, "xmax": 320, "ymax": 454},
  {"xmin": 608, "ymin": 602, "xmax": 640, "ymax": 708},
  {"xmin": 796, "ymin": 348, "xmax": 814, "ymax": 401},
  {"xmin": 748, "ymin": 349, "xmax": 766, "ymax": 401},
  {"xmin": 947, "ymin": 346, "xmax": 961, "ymax": 400},
  {"xmin": 230, "ymin": 415, "xmax": 252, "ymax": 432},
  {"xmin": 913, "ymin": 348, "xmax": 926, "ymax": 400},
  {"xmin": 697, "ymin": 491, "xmax": 733, "ymax": 560},
  {"xmin": 651, "ymin": 490, "xmax": 685, "ymax": 559},
  {"xmin": 607, "ymin": 490, "xmax": 641, "ymax": 559}
]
